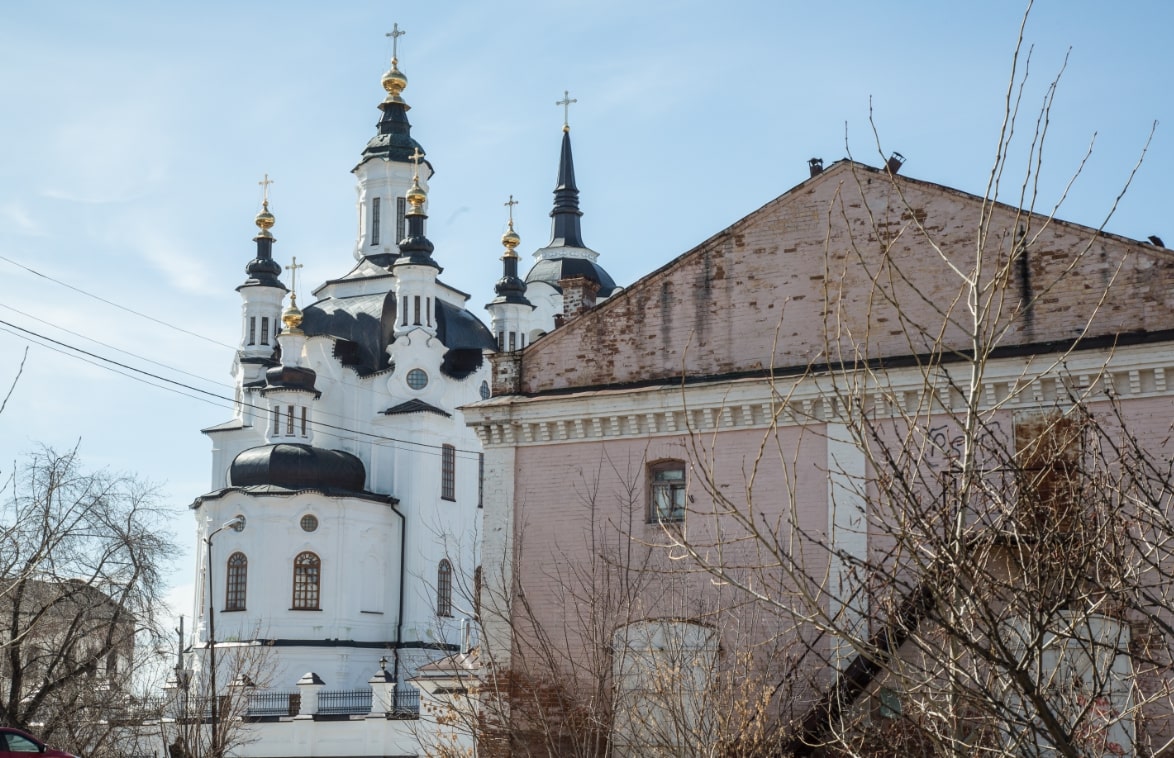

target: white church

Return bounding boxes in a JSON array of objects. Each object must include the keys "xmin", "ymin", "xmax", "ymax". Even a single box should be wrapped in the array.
[{"xmin": 174, "ymin": 31, "xmax": 615, "ymax": 757}]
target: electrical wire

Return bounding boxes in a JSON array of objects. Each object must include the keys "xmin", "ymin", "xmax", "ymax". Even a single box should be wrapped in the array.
[
  {"xmin": 0, "ymin": 302, "xmax": 235, "ymax": 391},
  {"xmin": 0, "ymin": 253, "xmax": 237, "ymax": 350},
  {"xmin": 0, "ymin": 317, "xmax": 486, "ymax": 460}
]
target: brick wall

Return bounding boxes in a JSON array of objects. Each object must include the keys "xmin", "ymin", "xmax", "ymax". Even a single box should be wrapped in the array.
[{"xmin": 517, "ymin": 161, "xmax": 1174, "ymax": 394}]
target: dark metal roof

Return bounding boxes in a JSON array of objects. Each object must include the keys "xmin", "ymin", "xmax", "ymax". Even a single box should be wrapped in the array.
[
  {"xmin": 356, "ymin": 97, "xmax": 433, "ymax": 169},
  {"xmin": 301, "ymin": 292, "xmax": 494, "ymax": 378},
  {"xmin": 383, "ymin": 399, "xmax": 451, "ymax": 417},
  {"xmin": 521, "ymin": 127, "xmax": 617, "ymax": 298},
  {"xmin": 193, "ymin": 484, "xmax": 395, "ymax": 506},
  {"xmin": 548, "ymin": 129, "xmax": 585, "ymax": 249},
  {"xmin": 262, "ymin": 364, "xmax": 321, "ymax": 397},
  {"xmin": 238, "ymin": 236, "xmax": 288, "ymax": 292},
  {"xmin": 302, "ymin": 292, "xmax": 398, "ymax": 375},
  {"xmin": 201, "ymin": 420, "xmax": 250, "ymax": 435},
  {"xmin": 436, "ymin": 300, "xmax": 496, "ymax": 351},
  {"xmin": 525, "ymin": 257, "xmax": 617, "ymax": 297},
  {"xmin": 229, "ymin": 443, "xmax": 367, "ymax": 493}
]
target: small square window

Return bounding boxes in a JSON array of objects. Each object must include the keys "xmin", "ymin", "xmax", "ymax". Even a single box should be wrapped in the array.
[{"xmin": 649, "ymin": 461, "xmax": 686, "ymax": 523}]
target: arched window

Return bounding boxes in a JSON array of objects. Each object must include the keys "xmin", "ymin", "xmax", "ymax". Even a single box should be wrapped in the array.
[
  {"xmin": 225, "ymin": 552, "xmax": 247, "ymax": 611},
  {"xmin": 437, "ymin": 559, "xmax": 453, "ymax": 617},
  {"xmin": 292, "ymin": 551, "xmax": 321, "ymax": 610}
]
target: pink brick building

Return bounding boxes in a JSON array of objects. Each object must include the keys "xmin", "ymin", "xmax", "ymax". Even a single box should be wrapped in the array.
[{"xmin": 468, "ymin": 159, "xmax": 1174, "ymax": 755}]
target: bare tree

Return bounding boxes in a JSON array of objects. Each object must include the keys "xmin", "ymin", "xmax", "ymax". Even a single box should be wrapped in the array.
[
  {"xmin": 157, "ymin": 633, "xmax": 275, "ymax": 758},
  {"xmin": 0, "ymin": 444, "xmax": 176, "ymax": 757},
  {"xmin": 465, "ymin": 456, "xmax": 798, "ymax": 758},
  {"xmin": 665, "ymin": 10, "xmax": 1174, "ymax": 756}
]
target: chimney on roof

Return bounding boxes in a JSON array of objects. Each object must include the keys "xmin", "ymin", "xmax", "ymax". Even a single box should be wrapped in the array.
[
  {"xmin": 559, "ymin": 275, "xmax": 600, "ymax": 324},
  {"xmin": 886, "ymin": 152, "xmax": 905, "ymax": 175},
  {"xmin": 808, "ymin": 158, "xmax": 824, "ymax": 177}
]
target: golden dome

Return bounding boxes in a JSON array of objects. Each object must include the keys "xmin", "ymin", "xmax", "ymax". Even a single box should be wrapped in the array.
[
  {"xmin": 382, "ymin": 58, "xmax": 408, "ymax": 103},
  {"xmin": 406, "ymin": 175, "xmax": 427, "ymax": 208},
  {"xmin": 254, "ymin": 200, "xmax": 275, "ymax": 239},
  {"xmin": 282, "ymin": 293, "xmax": 304, "ymax": 333},
  {"xmin": 501, "ymin": 221, "xmax": 520, "ymax": 257}
]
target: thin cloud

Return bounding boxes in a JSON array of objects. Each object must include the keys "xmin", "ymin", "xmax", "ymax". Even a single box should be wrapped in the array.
[{"xmin": 0, "ymin": 203, "xmax": 45, "ymax": 236}]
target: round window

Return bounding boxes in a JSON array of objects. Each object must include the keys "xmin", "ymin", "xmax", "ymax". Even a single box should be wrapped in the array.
[
  {"xmin": 231, "ymin": 515, "xmax": 246, "ymax": 532},
  {"xmin": 300, "ymin": 514, "xmax": 319, "ymax": 532},
  {"xmin": 480, "ymin": 380, "xmax": 490, "ymax": 400},
  {"xmin": 406, "ymin": 368, "xmax": 429, "ymax": 390}
]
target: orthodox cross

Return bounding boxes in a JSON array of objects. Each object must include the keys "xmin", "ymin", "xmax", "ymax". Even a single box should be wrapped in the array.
[
  {"xmin": 386, "ymin": 23, "xmax": 405, "ymax": 60},
  {"xmin": 409, "ymin": 147, "xmax": 425, "ymax": 179},
  {"xmin": 286, "ymin": 256, "xmax": 303, "ymax": 299},
  {"xmin": 556, "ymin": 90, "xmax": 577, "ymax": 128},
  {"xmin": 258, "ymin": 173, "xmax": 274, "ymax": 206},
  {"xmin": 504, "ymin": 194, "xmax": 518, "ymax": 223}
]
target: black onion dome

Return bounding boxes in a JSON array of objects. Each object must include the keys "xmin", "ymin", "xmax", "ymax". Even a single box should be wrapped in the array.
[
  {"xmin": 262, "ymin": 364, "xmax": 320, "ymax": 396},
  {"xmin": 238, "ymin": 234, "xmax": 288, "ymax": 292},
  {"xmin": 525, "ymin": 257, "xmax": 617, "ymax": 297},
  {"xmin": 230, "ymin": 444, "xmax": 366, "ymax": 492},
  {"xmin": 492, "ymin": 270, "xmax": 531, "ymax": 305},
  {"xmin": 358, "ymin": 100, "xmax": 430, "ymax": 168}
]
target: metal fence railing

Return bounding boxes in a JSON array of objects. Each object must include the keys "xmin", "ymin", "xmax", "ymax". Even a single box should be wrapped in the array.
[
  {"xmin": 391, "ymin": 686, "xmax": 419, "ymax": 717},
  {"xmin": 247, "ymin": 690, "xmax": 298, "ymax": 717},
  {"xmin": 316, "ymin": 688, "xmax": 373, "ymax": 715}
]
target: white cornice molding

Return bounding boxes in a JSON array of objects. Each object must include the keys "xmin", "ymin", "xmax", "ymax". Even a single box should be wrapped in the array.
[{"xmin": 466, "ymin": 341, "xmax": 1174, "ymax": 448}]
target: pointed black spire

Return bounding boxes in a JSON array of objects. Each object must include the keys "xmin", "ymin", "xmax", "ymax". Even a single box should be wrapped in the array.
[{"xmin": 548, "ymin": 128, "xmax": 586, "ymax": 249}]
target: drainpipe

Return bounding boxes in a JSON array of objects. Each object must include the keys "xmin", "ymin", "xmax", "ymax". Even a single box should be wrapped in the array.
[{"xmin": 390, "ymin": 501, "xmax": 407, "ymax": 683}]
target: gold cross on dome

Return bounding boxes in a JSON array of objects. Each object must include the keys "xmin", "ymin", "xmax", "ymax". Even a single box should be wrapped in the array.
[
  {"xmin": 386, "ymin": 23, "xmax": 405, "ymax": 60},
  {"xmin": 258, "ymin": 173, "xmax": 274, "ymax": 206},
  {"xmin": 286, "ymin": 256, "xmax": 303, "ymax": 299},
  {"xmin": 556, "ymin": 90, "xmax": 577, "ymax": 129},
  {"xmin": 504, "ymin": 194, "xmax": 518, "ymax": 223},
  {"xmin": 409, "ymin": 147, "xmax": 424, "ymax": 179}
]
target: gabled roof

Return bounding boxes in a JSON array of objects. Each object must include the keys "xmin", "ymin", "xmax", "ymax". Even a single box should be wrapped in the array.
[
  {"xmin": 512, "ymin": 160, "xmax": 1174, "ymax": 395},
  {"xmin": 383, "ymin": 398, "xmax": 451, "ymax": 417}
]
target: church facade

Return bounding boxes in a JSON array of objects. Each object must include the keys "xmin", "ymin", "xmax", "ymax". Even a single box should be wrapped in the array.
[{"xmin": 175, "ymin": 33, "xmax": 617, "ymax": 756}]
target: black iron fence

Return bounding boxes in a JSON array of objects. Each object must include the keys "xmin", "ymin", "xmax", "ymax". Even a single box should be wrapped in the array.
[
  {"xmin": 391, "ymin": 686, "xmax": 419, "ymax": 717},
  {"xmin": 316, "ymin": 688, "xmax": 373, "ymax": 715},
  {"xmin": 247, "ymin": 689, "xmax": 299, "ymax": 717}
]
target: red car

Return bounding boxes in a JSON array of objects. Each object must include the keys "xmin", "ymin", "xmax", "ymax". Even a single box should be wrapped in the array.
[{"xmin": 0, "ymin": 728, "xmax": 78, "ymax": 757}]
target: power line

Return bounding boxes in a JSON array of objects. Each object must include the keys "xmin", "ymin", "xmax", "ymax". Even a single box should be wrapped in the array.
[
  {"xmin": 0, "ymin": 302, "xmax": 235, "ymax": 391},
  {"xmin": 0, "ymin": 253, "xmax": 238, "ymax": 351},
  {"xmin": 0, "ymin": 255, "xmax": 481, "ymax": 454},
  {"xmin": 0, "ymin": 317, "xmax": 485, "ymax": 460}
]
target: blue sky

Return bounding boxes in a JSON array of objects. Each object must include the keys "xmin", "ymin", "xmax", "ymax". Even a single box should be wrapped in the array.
[{"xmin": 1, "ymin": 0, "xmax": 1171, "ymax": 623}]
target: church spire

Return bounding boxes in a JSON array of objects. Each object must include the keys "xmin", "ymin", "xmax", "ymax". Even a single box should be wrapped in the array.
[
  {"xmin": 492, "ymin": 196, "xmax": 530, "ymax": 306},
  {"xmin": 547, "ymin": 92, "xmax": 586, "ymax": 250},
  {"xmin": 394, "ymin": 149, "xmax": 439, "ymax": 270},
  {"xmin": 359, "ymin": 23, "xmax": 426, "ymax": 166},
  {"xmin": 240, "ymin": 174, "xmax": 287, "ymax": 291}
]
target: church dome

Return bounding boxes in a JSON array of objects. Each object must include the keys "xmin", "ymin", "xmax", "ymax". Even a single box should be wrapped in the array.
[
  {"xmin": 263, "ymin": 364, "xmax": 319, "ymax": 394},
  {"xmin": 229, "ymin": 443, "xmax": 366, "ymax": 492},
  {"xmin": 525, "ymin": 257, "xmax": 617, "ymax": 297}
]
